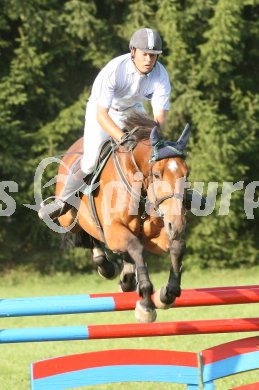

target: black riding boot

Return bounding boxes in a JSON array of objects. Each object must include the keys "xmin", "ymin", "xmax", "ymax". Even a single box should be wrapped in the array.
[
  {"xmin": 38, "ymin": 168, "xmax": 87, "ymax": 221},
  {"xmin": 185, "ymin": 189, "xmax": 207, "ymax": 211}
]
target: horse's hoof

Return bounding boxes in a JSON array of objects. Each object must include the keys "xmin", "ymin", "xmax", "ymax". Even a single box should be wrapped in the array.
[
  {"xmin": 119, "ymin": 263, "xmax": 137, "ymax": 292},
  {"xmin": 118, "ymin": 281, "xmax": 137, "ymax": 293},
  {"xmin": 119, "ymin": 273, "xmax": 137, "ymax": 292},
  {"xmin": 153, "ymin": 289, "xmax": 174, "ymax": 310},
  {"xmin": 97, "ymin": 261, "xmax": 120, "ymax": 280},
  {"xmin": 134, "ymin": 300, "xmax": 157, "ymax": 323}
]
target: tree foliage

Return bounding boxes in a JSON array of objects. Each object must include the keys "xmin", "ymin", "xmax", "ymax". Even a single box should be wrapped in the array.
[{"xmin": 0, "ymin": 0, "xmax": 258, "ymax": 270}]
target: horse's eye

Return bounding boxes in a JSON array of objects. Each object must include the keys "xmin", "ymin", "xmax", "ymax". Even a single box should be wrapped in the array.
[{"xmin": 153, "ymin": 172, "xmax": 161, "ymax": 179}]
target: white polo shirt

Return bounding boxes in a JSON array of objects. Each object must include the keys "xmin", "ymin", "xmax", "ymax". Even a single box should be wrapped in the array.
[
  {"xmin": 81, "ymin": 53, "xmax": 171, "ymax": 174},
  {"xmin": 88, "ymin": 53, "xmax": 171, "ymax": 112}
]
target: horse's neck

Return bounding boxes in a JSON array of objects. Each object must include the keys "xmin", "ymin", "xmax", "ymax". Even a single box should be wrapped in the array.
[{"xmin": 132, "ymin": 142, "xmax": 152, "ymax": 176}]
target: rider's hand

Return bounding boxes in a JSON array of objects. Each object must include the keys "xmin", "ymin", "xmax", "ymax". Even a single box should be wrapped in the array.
[{"xmin": 118, "ymin": 132, "xmax": 137, "ymax": 151}]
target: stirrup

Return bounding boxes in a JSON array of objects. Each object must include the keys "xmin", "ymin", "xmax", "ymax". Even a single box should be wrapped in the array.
[{"xmin": 38, "ymin": 199, "xmax": 69, "ymax": 221}]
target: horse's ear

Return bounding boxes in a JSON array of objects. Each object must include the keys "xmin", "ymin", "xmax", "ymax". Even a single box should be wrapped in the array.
[
  {"xmin": 176, "ymin": 123, "xmax": 190, "ymax": 150},
  {"xmin": 150, "ymin": 126, "xmax": 160, "ymax": 146}
]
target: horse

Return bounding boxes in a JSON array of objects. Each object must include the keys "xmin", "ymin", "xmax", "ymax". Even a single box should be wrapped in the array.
[{"xmin": 56, "ymin": 111, "xmax": 190, "ymax": 323}]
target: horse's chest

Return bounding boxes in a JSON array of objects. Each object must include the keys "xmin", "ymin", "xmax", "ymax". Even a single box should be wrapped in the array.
[
  {"xmin": 123, "ymin": 217, "xmax": 141, "ymax": 235},
  {"xmin": 142, "ymin": 218, "xmax": 164, "ymax": 238}
]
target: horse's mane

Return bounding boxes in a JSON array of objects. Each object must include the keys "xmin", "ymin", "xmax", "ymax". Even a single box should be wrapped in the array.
[{"xmin": 123, "ymin": 110, "xmax": 158, "ymax": 142}]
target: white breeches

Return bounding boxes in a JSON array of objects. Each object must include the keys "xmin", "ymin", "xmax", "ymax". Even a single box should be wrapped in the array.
[{"xmin": 81, "ymin": 102, "xmax": 145, "ymax": 174}]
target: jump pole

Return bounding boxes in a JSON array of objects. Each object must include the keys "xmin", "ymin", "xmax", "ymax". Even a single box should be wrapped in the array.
[
  {"xmin": 1, "ymin": 285, "xmax": 259, "ymax": 318},
  {"xmin": 1, "ymin": 317, "xmax": 259, "ymax": 344}
]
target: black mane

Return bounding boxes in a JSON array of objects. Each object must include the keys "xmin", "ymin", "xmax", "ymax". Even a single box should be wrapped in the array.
[{"xmin": 123, "ymin": 110, "xmax": 158, "ymax": 142}]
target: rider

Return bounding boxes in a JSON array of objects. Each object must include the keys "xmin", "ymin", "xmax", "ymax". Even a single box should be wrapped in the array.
[{"xmin": 38, "ymin": 27, "xmax": 171, "ymax": 221}]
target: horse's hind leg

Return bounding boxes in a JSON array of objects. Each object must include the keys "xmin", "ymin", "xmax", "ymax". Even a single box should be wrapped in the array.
[
  {"xmin": 154, "ymin": 239, "xmax": 185, "ymax": 309},
  {"xmin": 119, "ymin": 253, "xmax": 137, "ymax": 292},
  {"xmin": 92, "ymin": 240, "xmax": 121, "ymax": 280}
]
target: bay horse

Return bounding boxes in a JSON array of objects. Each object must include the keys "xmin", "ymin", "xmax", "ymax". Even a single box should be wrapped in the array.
[{"xmin": 56, "ymin": 111, "xmax": 190, "ymax": 322}]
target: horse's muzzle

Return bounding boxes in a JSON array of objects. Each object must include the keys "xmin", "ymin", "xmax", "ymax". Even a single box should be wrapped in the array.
[{"xmin": 164, "ymin": 218, "xmax": 186, "ymax": 241}]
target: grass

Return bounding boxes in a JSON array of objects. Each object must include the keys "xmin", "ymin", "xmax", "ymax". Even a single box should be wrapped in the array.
[{"xmin": 0, "ymin": 266, "xmax": 258, "ymax": 389}]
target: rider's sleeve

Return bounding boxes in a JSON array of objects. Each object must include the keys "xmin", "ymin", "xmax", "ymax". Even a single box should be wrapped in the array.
[
  {"xmin": 151, "ymin": 65, "xmax": 171, "ymax": 111},
  {"xmin": 92, "ymin": 64, "xmax": 116, "ymax": 109}
]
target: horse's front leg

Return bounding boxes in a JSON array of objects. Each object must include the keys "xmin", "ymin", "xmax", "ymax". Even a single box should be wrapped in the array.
[
  {"xmin": 127, "ymin": 236, "xmax": 156, "ymax": 322},
  {"xmin": 154, "ymin": 239, "xmax": 185, "ymax": 309},
  {"xmin": 105, "ymin": 224, "xmax": 156, "ymax": 322},
  {"xmin": 119, "ymin": 252, "xmax": 137, "ymax": 292}
]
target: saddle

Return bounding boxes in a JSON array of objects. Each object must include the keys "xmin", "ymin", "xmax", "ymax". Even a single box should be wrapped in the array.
[
  {"xmin": 83, "ymin": 138, "xmax": 114, "ymax": 190},
  {"xmin": 70, "ymin": 137, "xmax": 114, "ymax": 188}
]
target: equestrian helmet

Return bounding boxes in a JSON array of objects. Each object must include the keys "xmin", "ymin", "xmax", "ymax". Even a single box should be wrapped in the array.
[{"xmin": 129, "ymin": 28, "xmax": 162, "ymax": 54}]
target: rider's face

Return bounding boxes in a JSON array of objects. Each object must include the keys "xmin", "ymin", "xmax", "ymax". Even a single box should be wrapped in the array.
[{"xmin": 132, "ymin": 48, "xmax": 158, "ymax": 74}]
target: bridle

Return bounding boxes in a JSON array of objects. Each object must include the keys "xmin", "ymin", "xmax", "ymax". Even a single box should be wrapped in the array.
[
  {"xmin": 146, "ymin": 161, "xmax": 186, "ymax": 218},
  {"xmin": 112, "ymin": 129, "xmax": 186, "ymax": 219}
]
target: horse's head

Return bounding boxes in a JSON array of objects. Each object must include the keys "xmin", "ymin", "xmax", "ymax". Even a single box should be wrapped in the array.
[
  {"xmin": 147, "ymin": 123, "xmax": 190, "ymax": 241},
  {"xmin": 123, "ymin": 111, "xmax": 190, "ymax": 241}
]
